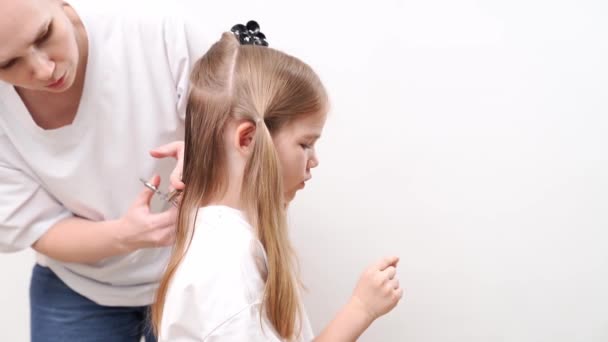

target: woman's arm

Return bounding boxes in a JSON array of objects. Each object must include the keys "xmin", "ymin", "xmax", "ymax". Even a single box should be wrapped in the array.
[
  {"xmin": 33, "ymin": 175, "xmax": 177, "ymax": 264},
  {"xmin": 33, "ymin": 216, "xmax": 125, "ymax": 264}
]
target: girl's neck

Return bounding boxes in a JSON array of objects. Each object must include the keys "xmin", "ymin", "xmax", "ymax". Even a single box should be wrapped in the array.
[{"xmin": 208, "ymin": 169, "xmax": 246, "ymax": 212}]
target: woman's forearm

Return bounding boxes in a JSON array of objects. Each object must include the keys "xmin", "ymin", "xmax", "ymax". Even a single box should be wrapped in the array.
[{"xmin": 32, "ymin": 217, "xmax": 128, "ymax": 264}]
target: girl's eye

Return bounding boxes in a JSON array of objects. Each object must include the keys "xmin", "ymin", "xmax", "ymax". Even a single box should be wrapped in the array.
[{"xmin": 300, "ymin": 144, "xmax": 311, "ymax": 149}]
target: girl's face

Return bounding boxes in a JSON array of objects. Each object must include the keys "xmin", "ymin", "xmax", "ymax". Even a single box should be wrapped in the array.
[
  {"xmin": 272, "ymin": 111, "xmax": 327, "ymax": 203},
  {"xmin": 0, "ymin": 0, "xmax": 81, "ymax": 92}
]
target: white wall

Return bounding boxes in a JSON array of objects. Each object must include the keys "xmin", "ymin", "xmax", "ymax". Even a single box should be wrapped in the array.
[
  {"xmin": 2, "ymin": 0, "xmax": 607, "ymax": 341},
  {"xmin": 0, "ymin": 250, "xmax": 33, "ymax": 341}
]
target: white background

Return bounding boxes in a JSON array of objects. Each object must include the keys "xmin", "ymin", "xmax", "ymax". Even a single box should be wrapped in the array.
[{"xmin": 1, "ymin": 0, "xmax": 607, "ymax": 341}]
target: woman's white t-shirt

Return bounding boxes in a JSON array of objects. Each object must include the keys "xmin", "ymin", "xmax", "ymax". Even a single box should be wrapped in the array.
[{"xmin": 0, "ymin": 0, "xmax": 209, "ymax": 306}]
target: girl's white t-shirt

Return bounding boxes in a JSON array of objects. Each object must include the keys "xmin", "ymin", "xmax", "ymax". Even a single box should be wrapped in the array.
[{"xmin": 160, "ymin": 206, "xmax": 314, "ymax": 341}]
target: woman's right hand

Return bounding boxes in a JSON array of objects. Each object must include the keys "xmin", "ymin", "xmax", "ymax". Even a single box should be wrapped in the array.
[
  {"xmin": 116, "ymin": 175, "xmax": 178, "ymax": 252},
  {"xmin": 350, "ymin": 256, "xmax": 404, "ymax": 322}
]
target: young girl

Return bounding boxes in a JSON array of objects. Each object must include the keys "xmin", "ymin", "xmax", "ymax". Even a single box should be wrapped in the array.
[{"xmin": 152, "ymin": 26, "xmax": 403, "ymax": 341}]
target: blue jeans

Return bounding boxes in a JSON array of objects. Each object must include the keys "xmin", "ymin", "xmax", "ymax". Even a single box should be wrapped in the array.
[{"xmin": 30, "ymin": 264, "xmax": 156, "ymax": 342}]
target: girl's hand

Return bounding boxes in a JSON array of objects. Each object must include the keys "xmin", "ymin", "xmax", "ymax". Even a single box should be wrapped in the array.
[{"xmin": 350, "ymin": 256, "xmax": 404, "ymax": 322}]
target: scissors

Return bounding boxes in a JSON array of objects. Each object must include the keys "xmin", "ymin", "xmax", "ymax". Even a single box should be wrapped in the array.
[{"xmin": 138, "ymin": 178, "xmax": 180, "ymax": 208}]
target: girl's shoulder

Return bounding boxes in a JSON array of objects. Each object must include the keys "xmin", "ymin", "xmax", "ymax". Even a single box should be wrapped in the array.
[
  {"xmin": 180, "ymin": 205, "xmax": 267, "ymax": 280},
  {"xmin": 165, "ymin": 206, "xmax": 267, "ymax": 325}
]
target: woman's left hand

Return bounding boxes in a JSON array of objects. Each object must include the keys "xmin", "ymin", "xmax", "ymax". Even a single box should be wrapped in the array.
[{"xmin": 150, "ymin": 141, "xmax": 185, "ymax": 191}]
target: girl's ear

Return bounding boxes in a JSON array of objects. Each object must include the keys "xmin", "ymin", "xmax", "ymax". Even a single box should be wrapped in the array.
[{"xmin": 234, "ymin": 120, "xmax": 257, "ymax": 155}]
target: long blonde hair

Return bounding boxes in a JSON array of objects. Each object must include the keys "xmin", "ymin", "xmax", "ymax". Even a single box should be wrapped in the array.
[{"xmin": 151, "ymin": 32, "xmax": 328, "ymax": 339}]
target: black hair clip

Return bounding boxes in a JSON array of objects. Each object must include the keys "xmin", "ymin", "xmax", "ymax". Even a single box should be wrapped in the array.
[{"xmin": 231, "ymin": 20, "xmax": 269, "ymax": 47}]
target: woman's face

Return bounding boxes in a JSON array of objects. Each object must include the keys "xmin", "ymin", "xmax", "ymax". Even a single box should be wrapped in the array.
[{"xmin": 0, "ymin": 0, "xmax": 81, "ymax": 92}]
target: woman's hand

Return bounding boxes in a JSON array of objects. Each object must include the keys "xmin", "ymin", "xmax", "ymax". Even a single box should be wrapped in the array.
[
  {"xmin": 150, "ymin": 141, "xmax": 185, "ymax": 191},
  {"xmin": 116, "ymin": 175, "xmax": 178, "ymax": 252}
]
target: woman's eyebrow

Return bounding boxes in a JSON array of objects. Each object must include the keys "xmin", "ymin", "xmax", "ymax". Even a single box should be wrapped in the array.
[
  {"xmin": 0, "ymin": 19, "xmax": 51, "ymax": 66},
  {"xmin": 32, "ymin": 19, "xmax": 52, "ymax": 44}
]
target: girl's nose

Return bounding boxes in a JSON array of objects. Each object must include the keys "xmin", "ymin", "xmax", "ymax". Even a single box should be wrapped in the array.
[{"xmin": 308, "ymin": 154, "xmax": 319, "ymax": 169}]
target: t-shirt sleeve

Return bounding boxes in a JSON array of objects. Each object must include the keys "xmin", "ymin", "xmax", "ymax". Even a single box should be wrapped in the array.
[
  {"xmin": 0, "ymin": 162, "xmax": 72, "ymax": 252},
  {"xmin": 203, "ymin": 304, "xmax": 284, "ymax": 341},
  {"xmin": 159, "ymin": 225, "xmax": 284, "ymax": 341},
  {"xmin": 162, "ymin": 16, "xmax": 212, "ymax": 122},
  {"xmin": 161, "ymin": 294, "xmax": 284, "ymax": 342}
]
